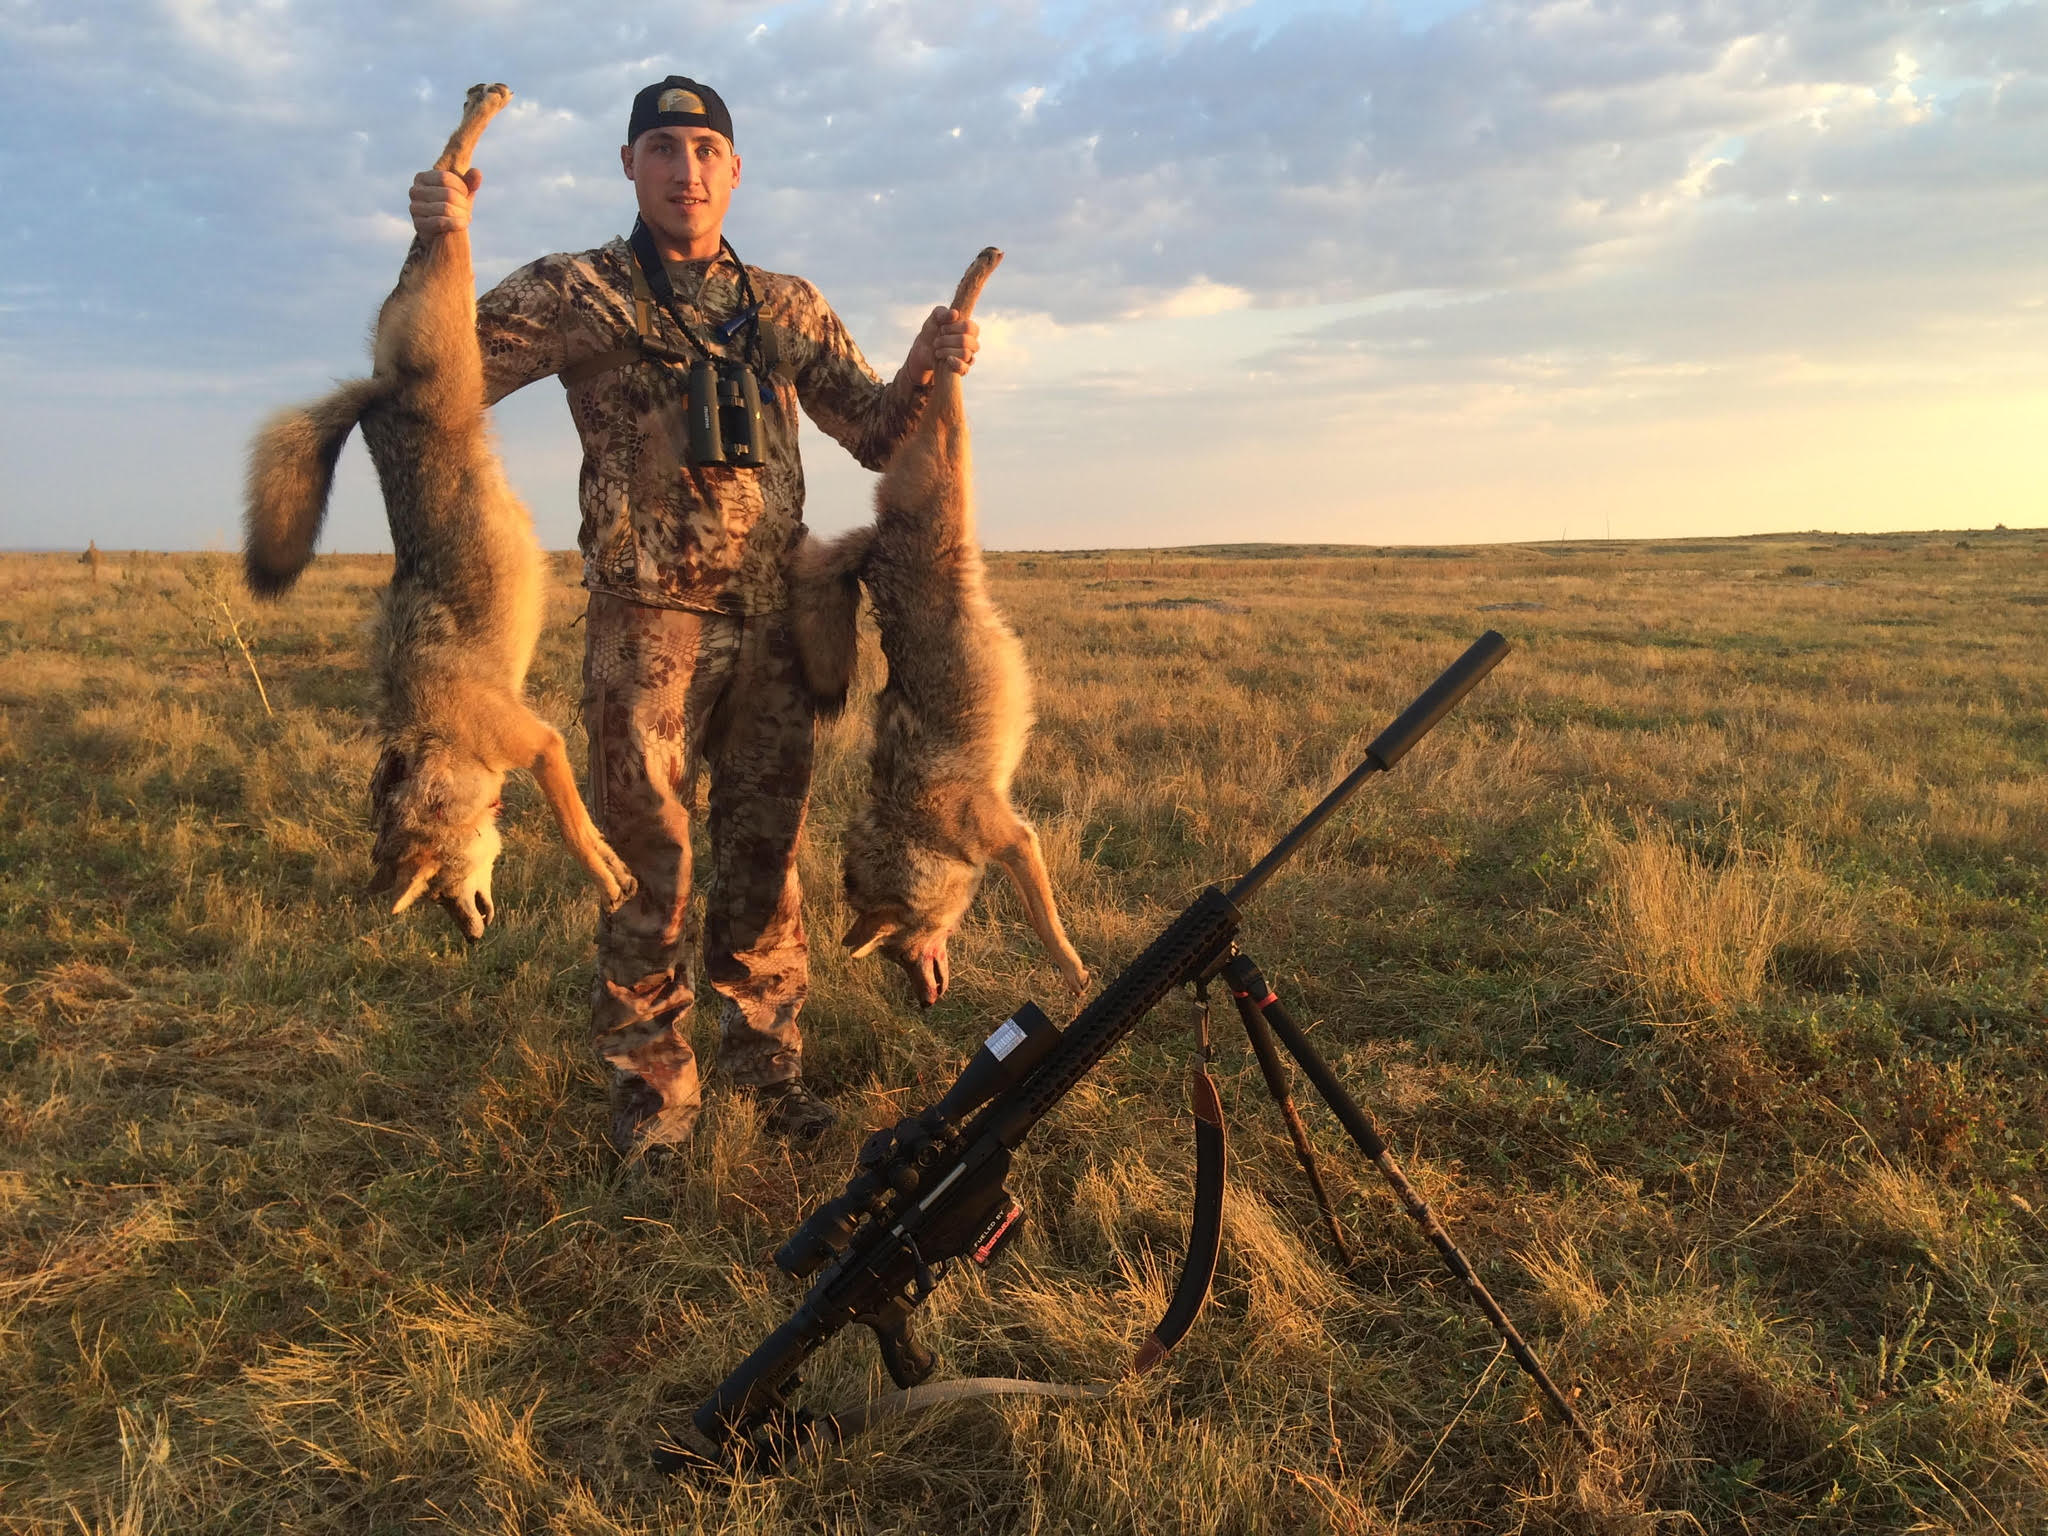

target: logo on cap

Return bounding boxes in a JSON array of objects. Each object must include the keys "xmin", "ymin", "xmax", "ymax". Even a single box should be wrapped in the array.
[{"xmin": 658, "ymin": 88, "xmax": 706, "ymax": 115}]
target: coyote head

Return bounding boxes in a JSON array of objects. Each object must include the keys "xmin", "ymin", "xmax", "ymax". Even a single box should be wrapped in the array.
[
  {"xmin": 839, "ymin": 825, "xmax": 982, "ymax": 1006},
  {"xmin": 367, "ymin": 744, "xmax": 507, "ymax": 942}
]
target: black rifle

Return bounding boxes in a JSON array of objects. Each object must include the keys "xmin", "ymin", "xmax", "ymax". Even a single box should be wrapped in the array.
[{"xmin": 658, "ymin": 630, "xmax": 1592, "ymax": 1468}]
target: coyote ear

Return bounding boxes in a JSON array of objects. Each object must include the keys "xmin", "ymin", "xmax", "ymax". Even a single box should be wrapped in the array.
[
  {"xmin": 390, "ymin": 862, "xmax": 440, "ymax": 914},
  {"xmin": 842, "ymin": 910, "xmax": 896, "ymax": 959},
  {"xmin": 370, "ymin": 747, "xmax": 411, "ymax": 806}
]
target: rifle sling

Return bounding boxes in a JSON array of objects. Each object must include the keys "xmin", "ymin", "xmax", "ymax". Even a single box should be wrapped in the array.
[
  {"xmin": 816, "ymin": 1376, "xmax": 1107, "ymax": 1446},
  {"xmin": 1132, "ymin": 1066, "xmax": 1227, "ymax": 1374}
]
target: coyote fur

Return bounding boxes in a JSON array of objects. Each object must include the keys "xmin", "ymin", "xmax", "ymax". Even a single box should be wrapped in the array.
[
  {"xmin": 794, "ymin": 247, "xmax": 1087, "ymax": 1006},
  {"xmin": 242, "ymin": 82, "xmax": 633, "ymax": 940}
]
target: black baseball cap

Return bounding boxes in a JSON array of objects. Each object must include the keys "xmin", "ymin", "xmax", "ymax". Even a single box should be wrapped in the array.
[{"xmin": 628, "ymin": 76, "xmax": 734, "ymax": 146}]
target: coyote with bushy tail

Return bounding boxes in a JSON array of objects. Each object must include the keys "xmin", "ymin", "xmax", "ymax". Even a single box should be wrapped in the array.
[
  {"xmin": 794, "ymin": 247, "xmax": 1087, "ymax": 1006},
  {"xmin": 243, "ymin": 82, "xmax": 633, "ymax": 939}
]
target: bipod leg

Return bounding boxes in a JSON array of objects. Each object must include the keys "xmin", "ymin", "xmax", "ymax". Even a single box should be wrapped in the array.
[
  {"xmin": 1224, "ymin": 955, "xmax": 1354, "ymax": 1267},
  {"xmin": 1219, "ymin": 955, "xmax": 1595, "ymax": 1453}
]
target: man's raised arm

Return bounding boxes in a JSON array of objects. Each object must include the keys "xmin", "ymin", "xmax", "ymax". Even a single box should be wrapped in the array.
[{"xmin": 795, "ymin": 289, "xmax": 982, "ymax": 471}]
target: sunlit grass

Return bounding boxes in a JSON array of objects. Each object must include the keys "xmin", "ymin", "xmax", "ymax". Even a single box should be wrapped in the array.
[{"xmin": 2, "ymin": 530, "xmax": 2044, "ymax": 1532}]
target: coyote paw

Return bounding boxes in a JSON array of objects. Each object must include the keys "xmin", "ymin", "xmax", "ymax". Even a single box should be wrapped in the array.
[{"xmin": 589, "ymin": 839, "xmax": 638, "ymax": 912}]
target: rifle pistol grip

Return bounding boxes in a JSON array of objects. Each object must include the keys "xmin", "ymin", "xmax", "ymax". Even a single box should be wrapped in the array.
[{"xmin": 862, "ymin": 1298, "xmax": 938, "ymax": 1389}]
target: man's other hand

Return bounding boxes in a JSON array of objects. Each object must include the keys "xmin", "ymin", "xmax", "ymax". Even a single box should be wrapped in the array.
[
  {"xmin": 410, "ymin": 168, "xmax": 483, "ymax": 237},
  {"xmin": 903, "ymin": 306, "xmax": 980, "ymax": 387}
]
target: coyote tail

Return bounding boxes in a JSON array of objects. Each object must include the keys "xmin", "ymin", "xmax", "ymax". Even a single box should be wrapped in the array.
[
  {"xmin": 243, "ymin": 376, "xmax": 388, "ymax": 597},
  {"xmin": 791, "ymin": 525, "xmax": 877, "ymax": 716}
]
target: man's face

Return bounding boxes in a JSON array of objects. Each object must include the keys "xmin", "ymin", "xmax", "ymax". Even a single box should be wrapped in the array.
[{"xmin": 622, "ymin": 126, "xmax": 740, "ymax": 257}]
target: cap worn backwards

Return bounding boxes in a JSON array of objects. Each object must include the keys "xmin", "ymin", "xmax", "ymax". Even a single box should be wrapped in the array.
[{"xmin": 629, "ymin": 76, "xmax": 734, "ymax": 147}]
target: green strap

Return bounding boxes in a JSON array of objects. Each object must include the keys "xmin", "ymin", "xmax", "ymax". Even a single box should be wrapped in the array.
[{"xmin": 558, "ymin": 347, "xmax": 646, "ymax": 387}]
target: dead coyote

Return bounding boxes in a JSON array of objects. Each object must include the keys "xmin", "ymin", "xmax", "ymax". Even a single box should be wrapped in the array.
[
  {"xmin": 795, "ymin": 247, "xmax": 1087, "ymax": 1005},
  {"xmin": 242, "ymin": 82, "xmax": 633, "ymax": 940}
]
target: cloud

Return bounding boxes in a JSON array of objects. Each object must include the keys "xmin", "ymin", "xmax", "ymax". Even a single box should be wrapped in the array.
[
  {"xmin": 1127, "ymin": 278, "xmax": 1252, "ymax": 320},
  {"xmin": 159, "ymin": 0, "xmax": 299, "ymax": 77},
  {"xmin": 10, "ymin": 2, "xmax": 2031, "ymax": 330},
  {"xmin": 2, "ymin": 0, "xmax": 2044, "ymax": 551}
]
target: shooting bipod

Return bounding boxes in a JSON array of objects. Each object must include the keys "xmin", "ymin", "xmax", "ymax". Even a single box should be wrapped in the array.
[{"xmin": 1186, "ymin": 947, "xmax": 1595, "ymax": 1453}]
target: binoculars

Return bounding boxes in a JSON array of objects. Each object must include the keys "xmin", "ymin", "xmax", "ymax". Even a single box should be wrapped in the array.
[{"xmin": 684, "ymin": 357, "xmax": 766, "ymax": 469}]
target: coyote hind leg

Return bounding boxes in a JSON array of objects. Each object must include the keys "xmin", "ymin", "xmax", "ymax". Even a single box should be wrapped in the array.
[
  {"xmin": 436, "ymin": 83, "xmax": 513, "ymax": 177},
  {"xmin": 375, "ymin": 83, "xmax": 514, "ymax": 420},
  {"xmin": 948, "ymin": 247, "xmax": 1003, "ymax": 325}
]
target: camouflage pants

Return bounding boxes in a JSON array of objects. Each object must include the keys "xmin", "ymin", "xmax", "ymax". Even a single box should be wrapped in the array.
[{"xmin": 582, "ymin": 592, "xmax": 815, "ymax": 1145}]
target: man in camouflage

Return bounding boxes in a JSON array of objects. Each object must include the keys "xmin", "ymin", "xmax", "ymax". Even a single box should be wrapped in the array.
[{"xmin": 410, "ymin": 77, "xmax": 978, "ymax": 1157}]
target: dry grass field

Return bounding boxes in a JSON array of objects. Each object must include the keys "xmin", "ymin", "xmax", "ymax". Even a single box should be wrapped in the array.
[{"xmin": 3, "ymin": 532, "xmax": 2045, "ymax": 1533}]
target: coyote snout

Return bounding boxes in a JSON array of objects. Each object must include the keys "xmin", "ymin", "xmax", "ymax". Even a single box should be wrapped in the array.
[
  {"xmin": 243, "ymin": 83, "xmax": 634, "ymax": 941},
  {"xmin": 838, "ymin": 831, "xmax": 984, "ymax": 1005},
  {"xmin": 797, "ymin": 247, "xmax": 1087, "ymax": 1006},
  {"xmin": 367, "ymin": 744, "xmax": 507, "ymax": 941}
]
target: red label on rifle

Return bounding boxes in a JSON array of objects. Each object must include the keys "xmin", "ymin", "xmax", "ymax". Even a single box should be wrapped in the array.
[{"xmin": 971, "ymin": 1200, "xmax": 1025, "ymax": 1266}]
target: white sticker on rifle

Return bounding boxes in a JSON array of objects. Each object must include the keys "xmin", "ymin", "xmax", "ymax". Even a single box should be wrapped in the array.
[{"xmin": 986, "ymin": 1018, "xmax": 1028, "ymax": 1060}]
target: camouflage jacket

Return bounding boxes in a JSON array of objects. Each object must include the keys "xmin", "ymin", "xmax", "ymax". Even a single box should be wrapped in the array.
[{"xmin": 477, "ymin": 238, "xmax": 929, "ymax": 614}]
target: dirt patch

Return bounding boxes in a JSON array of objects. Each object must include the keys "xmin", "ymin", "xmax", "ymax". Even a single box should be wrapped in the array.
[{"xmin": 1111, "ymin": 596, "xmax": 1250, "ymax": 613}]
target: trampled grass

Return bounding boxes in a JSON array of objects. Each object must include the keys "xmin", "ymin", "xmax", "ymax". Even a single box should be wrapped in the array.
[{"xmin": 2, "ymin": 531, "xmax": 2044, "ymax": 1532}]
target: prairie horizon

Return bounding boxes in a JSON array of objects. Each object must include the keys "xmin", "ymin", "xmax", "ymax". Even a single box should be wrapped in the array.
[
  {"xmin": 15, "ymin": 524, "xmax": 2044, "ymax": 558},
  {"xmin": 3, "ymin": 531, "xmax": 2044, "ymax": 1531}
]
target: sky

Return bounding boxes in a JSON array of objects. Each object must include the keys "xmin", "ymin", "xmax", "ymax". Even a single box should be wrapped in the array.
[{"xmin": 2, "ymin": 0, "xmax": 2044, "ymax": 554}]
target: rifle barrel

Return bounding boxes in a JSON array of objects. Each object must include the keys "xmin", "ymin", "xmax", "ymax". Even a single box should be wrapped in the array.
[{"xmin": 1227, "ymin": 630, "xmax": 1509, "ymax": 906}]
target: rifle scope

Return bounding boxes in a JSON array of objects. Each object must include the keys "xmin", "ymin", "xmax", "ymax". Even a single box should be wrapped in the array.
[{"xmin": 774, "ymin": 1001, "xmax": 1063, "ymax": 1278}]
